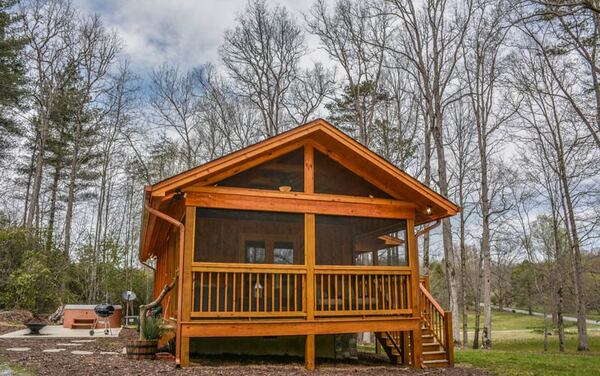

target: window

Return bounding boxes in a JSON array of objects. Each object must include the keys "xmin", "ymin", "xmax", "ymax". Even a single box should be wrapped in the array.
[
  {"xmin": 274, "ymin": 241, "xmax": 294, "ymax": 264},
  {"xmin": 355, "ymin": 252, "xmax": 373, "ymax": 266},
  {"xmin": 246, "ymin": 241, "xmax": 266, "ymax": 263},
  {"xmin": 244, "ymin": 237, "xmax": 296, "ymax": 264}
]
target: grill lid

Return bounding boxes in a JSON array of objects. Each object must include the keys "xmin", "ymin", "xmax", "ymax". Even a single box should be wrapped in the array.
[{"xmin": 94, "ymin": 304, "xmax": 115, "ymax": 317}]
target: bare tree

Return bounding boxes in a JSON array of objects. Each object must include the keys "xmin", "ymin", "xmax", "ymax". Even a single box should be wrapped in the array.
[
  {"xmin": 447, "ymin": 98, "xmax": 478, "ymax": 348},
  {"xmin": 462, "ymin": 0, "xmax": 514, "ymax": 348},
  {"xmin": 384, "ymin": 0, "xmax": 474, "ymax": 342},
  {"xmin": 148, "ymin": 64, "xmax": 202, "ymax": 170},
  {"xmin": 307, "ymin": 0, "xmax": 391, "ymax": 146},
  {"xmin": 221, "ymin": 0, "xmax": 305, "ymax": 137},
  {"xmin": 21, "ymin": 0, "xmax": 76, "ymax": 228},
  {"xmin": 518, "ymin": 0, "xmax": 600, "ymax": 148},
  {"xmin": 511, "ymin": 46, "xmax": 599, "ymax": 350}
]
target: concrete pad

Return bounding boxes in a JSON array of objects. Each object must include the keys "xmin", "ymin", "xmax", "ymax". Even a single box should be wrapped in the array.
[
  {"xmin": 71, "ymin": 350, "xmax": 94, "ymax": 355},
  {"xmin": 42, "ymin": 349, "xmax": 66, "ymax": 353},
  {"xmin": 71, "ymin": 340, "xmax": 94, "ymax": 343},
  {"xmin": 0, "ymin": 325, "xmax": 121, "ymax": 338},
  {"xmin": 56, "ymin": 343, "xmax": 82, "ymax": 347},
  {"xmin": 99, "ymin": 351, "xmax": 119, "ymax": 355},
  {"xmin": 5, "ymin": 348, "xmax": 30, "ymax": 352}
]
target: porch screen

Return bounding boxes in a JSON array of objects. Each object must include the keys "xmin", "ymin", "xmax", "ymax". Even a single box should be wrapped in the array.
[
  {"xmin": 194, "ymin": 208, "xmax": 304, "ymax": 264},
  {"xmin": 313, "ymin": 150, "xmax": 392, "ymax": 198},
  {"xmin": 216, "ymin": 148, "xmax": 304, "ymax": 192},
  {"xmin": 315, "ymin": 215, "xmax": 407, "ymax": 266}
]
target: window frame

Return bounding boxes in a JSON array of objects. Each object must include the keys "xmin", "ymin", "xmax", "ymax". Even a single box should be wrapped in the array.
[{"xmin": 239, "ymin": 233, "xmax": 299, "ymax": 264}]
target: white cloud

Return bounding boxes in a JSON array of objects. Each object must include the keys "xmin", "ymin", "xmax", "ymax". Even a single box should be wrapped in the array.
[{"xmin": 73, "ymin": 0, "xmax": 327, "ymax": 75}]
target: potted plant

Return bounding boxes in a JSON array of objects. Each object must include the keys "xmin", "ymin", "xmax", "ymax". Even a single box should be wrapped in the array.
[{"xmin": 126, "ymin": 315, "xmax": 165, "ymax": 359}]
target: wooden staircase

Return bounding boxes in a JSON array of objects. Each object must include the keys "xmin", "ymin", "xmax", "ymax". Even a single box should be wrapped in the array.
[{"xmin": 376, "ymin": 278, "xmax": 454, "ymax": 368}]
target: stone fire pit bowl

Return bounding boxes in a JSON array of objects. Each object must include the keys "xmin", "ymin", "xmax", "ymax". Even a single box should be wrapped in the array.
[{"xmin": 24, "ymin": 321, "xmax": 47, "ymax": 335}]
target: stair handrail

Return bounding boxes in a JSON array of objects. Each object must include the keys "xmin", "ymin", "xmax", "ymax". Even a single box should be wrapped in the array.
[{"xmin": 418, "ymin": 282, "xmax": 454, "ymax": 366}]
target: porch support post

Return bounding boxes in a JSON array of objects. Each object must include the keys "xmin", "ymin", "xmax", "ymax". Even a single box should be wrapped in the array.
[
  {"xmin": 180, "ymin": 206, "xmax": 196, "ymax": 367},
  {"xmin": 304, "ymin": 144, "xmax": 316, "ymax": 370},
  {"xmin": 304, "ymin": 214, "xmax": 316, "ymax": 370},
  {"xmin": 407, "ymin": 219, "xmax": 422, "ymax": 368}
]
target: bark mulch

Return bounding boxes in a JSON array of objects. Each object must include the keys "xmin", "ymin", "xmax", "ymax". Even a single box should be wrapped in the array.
[{"xmin": 0, "ymin": 326, "xmax": 489, "ymax": 376}]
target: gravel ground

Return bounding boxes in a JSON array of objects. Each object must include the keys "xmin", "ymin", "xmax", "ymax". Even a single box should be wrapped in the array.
[{"xmin": 0, "ymin": 326, "xmax": 489, "ymax": 376}]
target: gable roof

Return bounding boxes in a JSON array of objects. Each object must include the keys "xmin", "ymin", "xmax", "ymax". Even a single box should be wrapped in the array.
[{"xmin": 140, "ymin": 119, "xmax": 459, "ymax": 260}]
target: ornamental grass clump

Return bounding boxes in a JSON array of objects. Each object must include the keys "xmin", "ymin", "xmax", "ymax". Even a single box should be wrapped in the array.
[{"xmin": 141, "ymin": 315, "xmax": 165, "ymax": 341}]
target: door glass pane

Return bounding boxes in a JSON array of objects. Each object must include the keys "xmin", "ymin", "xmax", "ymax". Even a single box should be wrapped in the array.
[
  {"xmin": 355, "ymin": 252, "xmax": 373, "ymax": 266},
  {"xmin": 274, "ymin": 241, "xmax": 294, "ymax": 264},
  {"xmin": 246, "ymin": 240, "xmax": 266, "ymax": 263}
]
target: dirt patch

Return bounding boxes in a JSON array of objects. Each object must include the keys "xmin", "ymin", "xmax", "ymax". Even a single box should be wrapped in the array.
[
  {"xmin": 0, "ymin": 326, "xmax": 490, "ymax": 376},
  {"xmin": 0, "ymin": 310, "xmax": 33, "ymax": 323}
]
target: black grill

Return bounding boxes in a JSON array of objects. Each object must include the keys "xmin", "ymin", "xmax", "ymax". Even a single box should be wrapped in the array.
[{"xmin": 94, "ymin": 304, "xmax": 115, "ymax": 318}]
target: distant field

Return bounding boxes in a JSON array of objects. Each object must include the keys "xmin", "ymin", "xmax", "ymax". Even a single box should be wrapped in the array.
[
  {"xmin": 457, "ymin": 309, "xmax": 600, "ymax": 376},
  {"xmin": 464, "ymin": 309, "xmax": 600, "ymax": 332}
]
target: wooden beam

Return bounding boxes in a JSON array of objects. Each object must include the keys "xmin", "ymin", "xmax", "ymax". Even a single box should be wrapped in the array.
[
  {"xmin": 180, "ymin": 206, "xmax": 196, "ymax": 367},
  {"xmin": 184, "ymin": 187, "xmax": 416, "ymax": 219},
  {"xmin": 445, "ymin": 311, "xmax": 455, "ymax": 366},
  {"xmin": 305, "ymin": 334, "xmax": 315, "ymax": 370},
  {"xmin": 407, "ymin": 219, "xmax": 422, "ymax": 368},
  {"xmin": 152, "ymin": 138, "xmax": 310, "ymax": 197},
  {"xmin": 305, "ymin": 214, "xmax": 315, "ymax": 321},
  {"xmin": 304, "ymin": 144, "xmax": 314, "ymax": 193},
  {"xmin": 181, "ymin": 317, "xmax": 421, "ymax": 337}
]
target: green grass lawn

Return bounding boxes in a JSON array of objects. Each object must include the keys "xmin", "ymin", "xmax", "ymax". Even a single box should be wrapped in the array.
[
  {"xmin": 457, "ymin": 311, "xmax": 600, "ymax": 376},
  {"xmin": 465, "ymin": 309, "xmax": 589, "ymax": 331}
]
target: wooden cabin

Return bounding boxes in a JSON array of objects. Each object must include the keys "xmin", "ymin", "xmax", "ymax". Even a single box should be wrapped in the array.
[{"xmin": 139, "ymin": 119, "xmax": 459, "ymax": 369}]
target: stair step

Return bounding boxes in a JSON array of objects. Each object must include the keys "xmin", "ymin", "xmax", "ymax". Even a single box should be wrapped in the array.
[
  {"xmin": 421, "ymin": 334, "xmax": 435, "ymax": 343},
  {"xmin": 423, "ymin": 350, "xmax": 447, "ymax": 361},
  {"xmin": 423, "ymin": 359, "xmax": 450, "ymax": 368}
]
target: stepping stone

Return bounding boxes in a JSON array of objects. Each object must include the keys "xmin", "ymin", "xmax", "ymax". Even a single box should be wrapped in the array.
[
  {"xmin": 56, "ymin": 343, "xmax": 82, "ymax": 346},
  {"xmin": 71, "ymin": 350, "xmax": 94, "ymax": 355},
  {"xmin": 6, "ymin": 347, "xmax": 30, "ymax": 352},
  {"xmin": 71, "ymin": 340, "xmax": 94, "ymax": 343},
  {"xmin": 99, "ymin": 351, "xmax": 118, "ymax": 355},
  {"xmin": 43, "ymin": 349, "xmax": 66, "ymax": 353}
]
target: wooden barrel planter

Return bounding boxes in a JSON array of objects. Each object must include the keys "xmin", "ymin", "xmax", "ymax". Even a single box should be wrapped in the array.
[{"xmin": 126, "ymin": 339, "xmax": 158, "ymax": 359}]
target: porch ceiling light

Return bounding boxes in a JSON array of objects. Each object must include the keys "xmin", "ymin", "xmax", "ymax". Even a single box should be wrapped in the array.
[{"xmin": 426, "ymin": 206, "xmax": 432, "ymax": 215}]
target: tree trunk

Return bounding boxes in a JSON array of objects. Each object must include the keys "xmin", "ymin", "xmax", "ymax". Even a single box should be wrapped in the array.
[
  {"xmin": 555, "ymin": 126, "xmax": 588, "ymax": 351},
  {"xmin": 432, "ymin": 115, "xmax": 459, "ymax": 342},
  {"xmin": 557, "ymin": 286, "xmax": 565, "ymax": 352},
  {"xmin": 46, "ymin": 164, "xmax": 61, "ymax": 251},
  {"xmin": 26, "ymin": 114, "xmax": 49, "ymax": 228},
  {"xmin": 473, "ymin": 249, "xmax": 483, "ymax": 349}
]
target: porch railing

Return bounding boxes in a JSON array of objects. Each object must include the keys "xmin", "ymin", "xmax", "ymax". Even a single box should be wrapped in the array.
[
  {"xmin": 191, "ymin": 263, "xmax": 307, "ymax": 318},
  {"xmin": 314, "ymin": 266, "xmax": 412, "ymax": 316},
  {"xmin": 419, "ymin": 282, "xmax": 453, "ymax": 364},
  {"xmin": 190, "ymin": 262, "xmax": 413, "ymax": 319}
]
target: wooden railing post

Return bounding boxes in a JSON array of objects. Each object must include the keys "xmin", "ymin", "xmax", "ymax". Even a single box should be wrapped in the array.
[{"xmin": 445, "ymin": 311, "xmax": 454, "ymax": 366}]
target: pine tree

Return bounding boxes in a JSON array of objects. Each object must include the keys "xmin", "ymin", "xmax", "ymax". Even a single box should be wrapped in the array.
[{"xmin": 0, "ymin": 0, "xmax": 26, "ymax": 160}]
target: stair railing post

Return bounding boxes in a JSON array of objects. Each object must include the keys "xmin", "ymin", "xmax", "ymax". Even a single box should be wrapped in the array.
[{"xmin": 444, "ymin": 311, "xmax": 454, "ymax": 366}]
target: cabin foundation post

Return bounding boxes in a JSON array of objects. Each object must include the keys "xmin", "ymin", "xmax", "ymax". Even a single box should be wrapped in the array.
[
  {"xmin": 305, "ymin": 334, "xmax": 316, "ymax": 370},
  {"xmin": 401, "ymin": 331, "xmax": 410, "ymax": 365}
]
